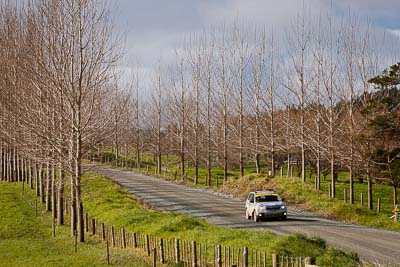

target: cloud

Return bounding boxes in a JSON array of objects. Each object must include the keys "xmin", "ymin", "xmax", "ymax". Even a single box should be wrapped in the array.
[
  {"xmin": 113, "ymin": 0, "xmax": 400, "ymax": 90},
  {"xmin": 117, "ymin": 0, "xmax": 325, "ymax": 66},
  {"xmin": 388, "ymin": 29, "xmax": 400, "ymax": 39},
  {"xmin": 320, "ymin": 0, "xmax": 400, "ymax": 28}
]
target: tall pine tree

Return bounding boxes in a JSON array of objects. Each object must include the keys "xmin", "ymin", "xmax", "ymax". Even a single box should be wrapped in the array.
[{"xmin": 366, "ymin": 63, "xmax": 400, "ymax": 207}]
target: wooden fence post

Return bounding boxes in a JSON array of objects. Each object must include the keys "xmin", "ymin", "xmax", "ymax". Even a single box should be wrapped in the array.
[
  {"xmin": 74, "ymin": 230, "xmax": 77, "ymax": 253},
  {"xmin": 102, "ymin": 223, "xmax": 106, "ymax": 241},
  {"xmin": 192, "ymin": 240, "xmax": 197, "ymax": 267},
  {"xmin": 106, "ymin": 240, "xmax": 110, "ymax": 265},
  {"xmin": 242, "ymin": 247, "xmax": 248, "ymax": 267},
  {"xmin": 224, "ymin": 247, "xmax": 226, "ymax": 266},
  {"xmin": 92, "ymin": 219, "xmax": 96, "ymax": 235},
  {"xmin": 146, "ymin": 235, "xmax": 150, "ymax": 256},
  {"xmin": 377, "ymin": 198, "xmax": 381, "ymax": 213},
  {"xmin": 111, "ymin": 226, "xmax": 115, "ymax": 247},
  {"xmin": 85, "ymin": 213, "xmax": 89, "ymax": 232},
  {"xmin": 52, "ymin": 217, "xmax": 56, "ymax": 237},
  {"xmin": 361, "ymin": 192, "xmax": 363, "ymax": 206},
  {"xmin": 122, "ymin": 228, "xmax": 126, "ymax": 248},
  {"xmin": 237, "ymin": 248, "xmax": 240, "ymax": 267},
  {"xmin": 263, "ymin": 252, "xmax": 266, "ymax": 267},
  {"xmin": 305, "ymin": 256, "xmax": 315, "ymax": 266},
  {"xmin": 159, "ymin": 238, "xmax": 165, "ymax": 264},
  {"xmin": 153, "ymin": 247, "xmax": 157, "ymax": 267},
  {"xmin": 65, "ymin": 198, "xmax": 68, "ymax": 215},
  {"xmin": 217, "ymin": 245, "xmax": 222, "ymax": 267},
  {"xmin": 133, "ymin": 233, "xmax": 138, "ymax": 248},
  {"xmin": 175, "ymin": 239, "xmax": 180, "ymax": 264}
]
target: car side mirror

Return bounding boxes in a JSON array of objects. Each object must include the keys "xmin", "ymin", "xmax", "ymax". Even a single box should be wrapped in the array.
[{"xmin": 281, "ymin": 198, "xmax": 285, "ymax": 202}]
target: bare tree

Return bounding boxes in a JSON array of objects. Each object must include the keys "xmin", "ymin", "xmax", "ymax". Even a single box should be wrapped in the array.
[
  {"xmin": 215, "ymin": 26, "xmax": 232, "ymax": 181},
  {"xmin": 32, "ymin": 0, "xmax": 121, "ymax": 242},
  {"xmin": 340, "ymin": 15, "xmax": 359, "ymax": 204},
  {"xmin": 202, "ymin": 34, "xmax": 215, "ymax": 186},
  {"xmin": 150, "ymin": 63, "xmax": 165, "ymax": 176},
  {"xmin": 230, "ymin": 22, "xmax": 250, "ymax": 178},
  {"xmin": 249, "ymin": 29, "xmax": 265, "ymax": 175},
  {"xmin": 284, "ymin": 12, "xmax": 313, "ymax": 182},
  {"xmin": 187, "ymin": 35, "xmax": 203, "ymax": 184}
]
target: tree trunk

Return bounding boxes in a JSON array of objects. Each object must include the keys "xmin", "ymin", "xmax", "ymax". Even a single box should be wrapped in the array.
[
  {"xmin": 7, "ymin": 149, "xmax": 11, "ymax": 182},
  {"xmin": 46, "ymin": 162, "xmax": 51, "ymax": 211},
  {"xmin": 16, "ymin": 151, "xmax": 20, "ymax": 182},
  {"xmin": 75, "ymin": 178, "xmax": 84, "ymax": 242},
  {"xmin": 39, "ymin": 164, "xmax": 45, "ymax": 203},
  {"xmin": 367, "ymin": 169, "xmax": 373, "ymax": 210},
  {"xmin": 35, "ymin": 163, "xmax": 39, "ymax": 196},
  {"xmin": 223, "ymin": 111, "xmax": 228, "ymax": 182},
  {"xmin": 58, "ymin": 163, "xmax": 64, "ymax": 225},
  {"xmin": 255, "ymin": 154, "xmax": 260, "ymax": 175},
  {"xmin": 330, "ymin": 157, "xmax": 335, "ymax": 198},
  {"xmin": 207, "ymin": 68, "xmax": 212, "ymax": 187},
  {"xmin": 29, "ymin": 160, "xmax": 33, "ymax": 189},
  {"xmin": 301, "ymin": 136, "xmax": 305, "ymax": 182},
  {"xmin": 115, "ymin": 145, "xmax": 119, "ymax": 167},
  {"xmin": 51, "ymin": 163, "xmax": 57, "ymax": 221},
  {"xmin": 349, "ymin": 165, "xmax": 354, "ymax": 204},
  {"xmin": 157, "ymin": 152, "xmax": 161, "ymax": 176},
  {"xmin": 0, "ymin": 146, "xmax": 3, "ymax": 181},
  {"xmin": 13, "ymin": 147, "xmax": 16, "ymax": 182},
  {"xmin": 316, "ymin": 157, "xmax": 320, "ymax": 190},
  {"xmin": 70, "ymin": 174, "xmax": 76, "ymax": 237},
  {"xmin": 180, "ymin": 148, "xmax": 185, "ymax": 181},
  {"xmin": 136, "ymin": 148, "xmax": 140, "ymax": 169}
]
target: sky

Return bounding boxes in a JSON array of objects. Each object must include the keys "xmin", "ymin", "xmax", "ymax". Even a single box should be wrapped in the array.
[
  {"xmin": 113, "ymin": 0, "xmax": 400, "ymax": 78},
  {"xmin": 10, "ymin": 0, "xmax": 400, "ymax": 87}
]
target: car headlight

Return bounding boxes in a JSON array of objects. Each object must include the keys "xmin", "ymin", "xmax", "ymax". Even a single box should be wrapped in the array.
[
  {"xmin": 257, "ymin": 206, "xmax": 266, "ymax": 211},
  {"xmin": 280, "ymin": 205, "xmax": 286, "ymax": 209}
]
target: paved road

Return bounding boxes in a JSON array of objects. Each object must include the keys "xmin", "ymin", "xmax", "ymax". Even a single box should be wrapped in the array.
[{"xmin": 88, "ymin": 165, "xmax": 400, "ymax": 265}]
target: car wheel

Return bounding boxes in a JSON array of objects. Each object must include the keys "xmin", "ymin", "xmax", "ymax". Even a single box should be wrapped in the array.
[
  {"xmin": 253, "ymin": 212, "xmax": 259, "ymax": 222},
  {"xmin": 281, "ymin": 215, "xmax": 287, "ymax": 221}
]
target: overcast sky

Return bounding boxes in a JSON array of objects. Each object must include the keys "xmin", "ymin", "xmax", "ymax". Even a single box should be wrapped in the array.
[{"xmin": 113, "ymin": 0, "xmax": 400, "ymax": 73}]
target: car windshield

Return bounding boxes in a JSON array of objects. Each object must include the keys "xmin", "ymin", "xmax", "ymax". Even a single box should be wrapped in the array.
[{"xmin": 256, "ymin": 195, "xmax": 279, "ymax": 202}]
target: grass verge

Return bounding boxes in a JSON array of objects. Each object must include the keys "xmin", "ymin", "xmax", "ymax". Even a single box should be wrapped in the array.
[
  {"xmin": 0, "ymin": 182, "xmax": 151, "ymax": 267},
  {"xmin": 218, "ymin": 174, "xmax": 400, "ymax": 231}
]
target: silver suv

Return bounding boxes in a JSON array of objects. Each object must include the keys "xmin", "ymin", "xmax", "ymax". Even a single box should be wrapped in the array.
[{"xmin": 245, "ymin": 190, "xmax": 287, "ymax": 222}]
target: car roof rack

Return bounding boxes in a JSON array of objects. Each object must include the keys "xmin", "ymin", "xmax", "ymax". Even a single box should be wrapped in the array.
[{"xmin": 255, "ymin": 188, "xmax": 275, "ymax": 192}]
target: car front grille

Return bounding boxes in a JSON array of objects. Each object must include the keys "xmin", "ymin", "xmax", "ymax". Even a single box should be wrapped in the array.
[{"xmin": 266, "ymin": 206, "xmax": 281, "ymax": 210}]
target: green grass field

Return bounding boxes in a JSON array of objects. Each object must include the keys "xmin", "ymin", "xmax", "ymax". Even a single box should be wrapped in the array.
[{"xmin": 0, "ymin": 182, "xmax": 150, "ymax": 267}]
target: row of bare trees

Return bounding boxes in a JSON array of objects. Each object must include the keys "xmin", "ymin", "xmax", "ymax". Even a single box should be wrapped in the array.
[
  {"xmin": 0, "ymin": 0, "xmax": 122, "ymax": 243},
  {"xmin": 1, "ymin": 3, "xmax": 399, "ymax": 240},
  {"xmin": 109, "ymin": 14, "xmax": 400, "ymax": 208}
]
